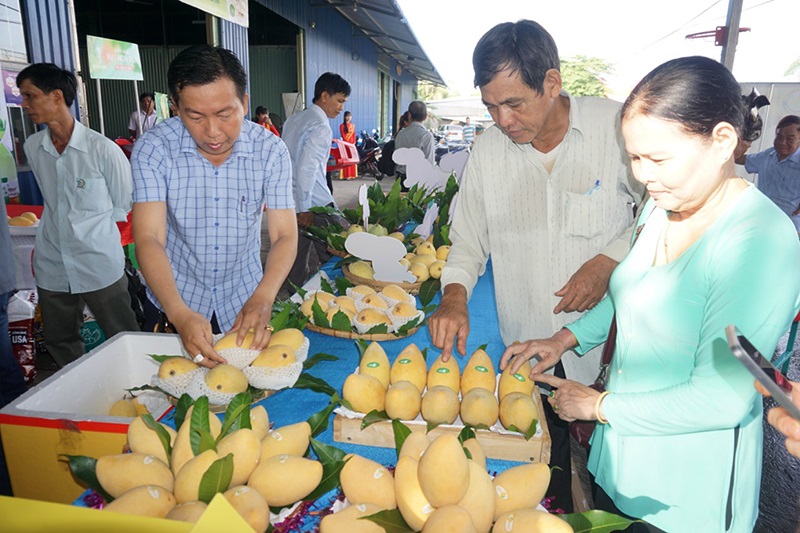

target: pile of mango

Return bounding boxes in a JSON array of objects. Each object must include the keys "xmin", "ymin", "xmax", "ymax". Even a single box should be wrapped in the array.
[
  {"xmin": 342, "ymin": 342, "xmax": 539, "ymax": 434},
  {"xmin": 7, "ymin": 211, "xmax": 38, "ymax": 226},
  {"xmin": 320, "ymin": 433, "xmax": 572, "ymax": 532},
  {"xmin": 347, "ymin": 234, "xmax": 450, "ymax": 283}
]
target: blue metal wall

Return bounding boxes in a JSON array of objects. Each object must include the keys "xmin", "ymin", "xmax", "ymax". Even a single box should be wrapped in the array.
[{"xmin": 22, "ymin": 0, "xmax": 75, "ymax": 68}]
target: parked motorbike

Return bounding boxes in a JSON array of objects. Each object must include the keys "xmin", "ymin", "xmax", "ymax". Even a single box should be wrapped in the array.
[{"xmin": 357, "ymin": 129, "xmax": 383, "ymax": 179}]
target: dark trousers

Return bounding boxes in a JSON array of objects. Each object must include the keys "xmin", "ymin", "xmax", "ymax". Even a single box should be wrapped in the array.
[
  {"xmin": 284, "ymin": 211, "xmax": 341, "ymax": 293},
  {"xmin": 37, "ymin": 274, "xmax": 140, "ymax": 367},
  {"xmin": 541, "ymin": 361, "xmax": 574, "ymax": 513},
  {"xmin": 592, "ymin": 477, "xmax": 667, "ymax": 532},
  {"xmin": 142, "ymin": 296, "xmax": 221, "ymax": 335}
]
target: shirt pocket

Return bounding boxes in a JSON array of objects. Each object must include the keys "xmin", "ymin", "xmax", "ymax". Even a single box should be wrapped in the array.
[
  {"xmin": 560, "ymin": 187, "xmax": 616, "ymax": 239},
  {"xmin": 74, "ymin": 175, "xmax": 111, "ymax": 213}
]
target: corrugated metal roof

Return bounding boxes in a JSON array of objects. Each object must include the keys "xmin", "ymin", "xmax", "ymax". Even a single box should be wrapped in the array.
[{"xmin": 313, "ymin": 0, "xmax": 445, "ymax": 86}]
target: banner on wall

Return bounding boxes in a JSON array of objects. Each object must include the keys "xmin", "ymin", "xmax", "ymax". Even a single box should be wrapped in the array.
[
  {"xmin": 86, "ymin": 35, "xmax": 143, "ymax": 81},
  {"xmin": 179, "ymin": 0, "xmax": 249, "ymax": 28}
]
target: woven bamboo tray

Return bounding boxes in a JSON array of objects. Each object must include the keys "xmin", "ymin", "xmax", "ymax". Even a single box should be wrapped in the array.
[
  {"xmin": 341, "ymin": 264, "xmax": 422, "ymax": 294},
  {"xmin": 305, "ymin": 322, "xmax": 419, "ymax": 341},
  {"xmin": 326, "ymin": 246, "xmax": 349, "ymax": 259}
]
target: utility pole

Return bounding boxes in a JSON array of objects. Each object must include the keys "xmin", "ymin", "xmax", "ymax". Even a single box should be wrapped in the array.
[{"xmin": 720, "ymin": 0, "xmax": 744, "ymax": 70}]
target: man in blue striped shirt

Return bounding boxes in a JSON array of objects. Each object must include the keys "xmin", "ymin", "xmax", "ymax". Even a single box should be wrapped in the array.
[{"xmin": 132, "ymin": 46, "xmax": 297, "ymax": 366}]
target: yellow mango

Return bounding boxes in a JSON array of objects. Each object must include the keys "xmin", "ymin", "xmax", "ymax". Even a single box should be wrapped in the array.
[
  {"xmin": 410, "ymin": 262, "xmax": 430, "ymax": 282},
  {"xmin": 349, "ymin": 260, "xmax": 375, "ymax": 280},
  {"xmin": 422, "ymin": 505, "xmax": 477, "ymax": 533},
  {"xmin": 158, "ymin": 357, "xmax": 199, "ymax": 380},
  {"xmin": 427, "ymin": 354, "xmax": 460, "ymax": 393},
  {"xmin": 260, "ymin": 421, "xmax": 311, "ymax": 461},
  {"xmin": 204, "ymin": 364, "xmax": 248, "ymax": 394},
  {"xmin": 170, "ymin": 406, "xmax": 222, "ymax": 475},
  {"xmin": 104, "ymin": 485, "xmax": 176, "ymax": 518},
  {"xmin": 381, "ymin": 284, "xmax": 409, "ymax": 301},
  {"xmin": 247, "ymin": 454, "xmax": 323, "ymax": 507},
  {"xmin": 359, "ymin": 342, "xmax": 391, "ymax": 389},
  {"xmin": 415, "ymin": 242, "xmax": 436, "ymax": 256},
  {"xmin": 461, "ymin": 349, "xmax": 496, "ymax": 394},
  {"xmin": 355, "ymin": 308, "xmax": 392, "ymax": 328},
  {"xmin": 499, "ymin": 392, "xmax": 539, "ymax": 433},
  {"xmin": 214, "ymin": 329, "xmax": 256, "ymax": 351},
  {"xmin": 108, "ymin": 399, "xmax": 138, "ymax": 418},
  {"xmin": 421, "ymin": 385, "xmax": 459, "ymax": 425},
  {"xmin": 398, "ymin": 431, "xmax": 431, "ymax": 460},
  {"xmin": 436, "ymin": 245, "xmax": 450, "ymax": 261},
  {"xmin": 268, "ymin": 328, "xmax": 305, "ymax": 351},
  {"xmin": 390, "ymin": 344, "xmax": 427, "ymax": 392},
  {"xmin": 418, "ymin": 434, "xmax": 470, "ymax": 507},
  {"xmin": 340, "ymin": 454, "xmax": 396, "ymax": 509},
  {"xmin": 96, "ymin": 453, "xmax": 174, "ymax": 498},
  {"xmin": 174, "ymin": 449, "xmax": 219, "ymax": 503},
  {"xmin": 394, "ymin": 456, "xmax": 435, "ymax": 531},
  {"xmin": 320, "ymin": 502, "xmax": 385, "ymax": 533},
  {"xmin": 20, "ymin": 211, "xmax": 39, "ymax": 223},
  {"xmin": 498, "ymin": 360, "xmax": 535, "ymax": 400},
  {"xmin": 223, "ymin": 485, "xmax": 270, "ymax": 533},
  {"xmin": 8, "ymin": 216, "xmax": 34, "ymax": 226},
  {"xmin": 428, "ymin": 260, "xmax": 446, "ymax": 279},
  {"xmin": 361, "ymin": 294, "xmax": 390, "ymax": 310},
  {"xmin": 217, "ymin": 428, "xmax": 261, "ymax": 486},
  {"xmin": 327, "ymin": 306, "xmax": 355, "ymax": 324},
  {"xmin": 457, "ymin": 460, "xmax": 495, "ymax": 533},
  {"xmin": 308, "ymin": 291, "xmax": 336, "ymax": 308},
  {"xmin": 492, "ymin": 508, "xmax": 574, "ymax": 533},
  {"xmin": 166, "ymin": 500, "xmax": 207, "ymax": 523},
  {"xmin": 131, "ymin": 397, "xmax": 150, "ymax": 416},
  {"xmin": 492, "ymin": 462, "xmax": 551, "ymax": 520},
  {"xmin": 410, "ymin": 253, "xmax": 437, "ymax": 268},
  {"xmin": 350, "ymin": 284, "xmax": 377, "ymax": 297},
  {"xmin": 249, "ymin": 405, "xmax": 270, "ymax": 440},
  {"xmin": 127, "ymin": 416, "xmax": 177, "ymax": 465},
  {"xmin": 391, "ymin": 302, "xmax": 419, "ymax": 318},
  {"xmin": 331, "ymin": 296, "xmax": 358, "ymax": 316},
  {"xmin": 460, "ymin": 388, "xmax": 499, "ymax": 428},
  {"xmin": 252, "ymin": 344, "xmax": 297, "ymax": 367},
  {"xmin": 462, "ymin": 438, "xmax": 486, "ymax": 470},
  {"xmin": 343, "ymin": 373, "xmax": 386, "ymax": 414},
  {"xmin": 385, "ymin": 380, "xmax": 422, "ymax": 420}
]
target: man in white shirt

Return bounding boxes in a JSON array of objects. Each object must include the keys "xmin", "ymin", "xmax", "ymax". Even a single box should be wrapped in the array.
[
  {"xmin": 428, "ymin": 20, "xmax": 642, "ymax": 511},
  {"xmin": 128, "ymin": 92, "xmax": 158, "ymax": 140},
  {"xmin": 281, "ymin": 72, "xmax": 351, "ymax": 290}
]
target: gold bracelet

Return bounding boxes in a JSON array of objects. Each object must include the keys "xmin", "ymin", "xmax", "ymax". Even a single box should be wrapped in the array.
[{"xmin": 595, "ymin": 391, "xmax": 611, "ymax": 424}]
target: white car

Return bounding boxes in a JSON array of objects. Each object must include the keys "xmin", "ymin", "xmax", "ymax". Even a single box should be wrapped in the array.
[{"xmin": 437, "ymin": 124, "xmax": 463, "ymax": 142}]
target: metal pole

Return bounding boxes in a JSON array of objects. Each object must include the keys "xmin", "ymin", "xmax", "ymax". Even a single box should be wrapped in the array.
[
  {"xmin": 206, "ymin": 13, "xmax": 220, "ymax": 46},
  {"xmin": 720, "ymin": 0, "xmax": 744, "ymax": 70},
  {"xmin": 134, "ymin": 80, "xmax": 142, "ymax": 138},
  {"xmin": 95, "ymin": 78, "xmax": 105, "ymax": 136}
]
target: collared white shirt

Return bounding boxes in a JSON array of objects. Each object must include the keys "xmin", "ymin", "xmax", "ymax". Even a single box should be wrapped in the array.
[
  {"xmin": 128, "ymin": 110, "xmax": 158, "ymax": 135},
  {"xmin": 281, "ymin": 104, "xmax": 336, "ymax": 212},
  {"xmin": 24, "ymin": 119, "xmax": 132, "ymax": 293}
]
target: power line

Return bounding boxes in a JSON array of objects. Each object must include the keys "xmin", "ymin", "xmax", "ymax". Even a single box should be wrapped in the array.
[{"xmin": 641, "ymin": 0, "xmax": 723, "ymax": 50}]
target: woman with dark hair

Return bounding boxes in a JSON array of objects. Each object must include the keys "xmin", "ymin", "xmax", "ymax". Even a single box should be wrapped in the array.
[
  {"xmin": 501, "ymin": 56, "xmax": 800, "ymax": 532},
  {"xmin": 339, "ymin": 110, "xmax": 357, "ymax": 178}
]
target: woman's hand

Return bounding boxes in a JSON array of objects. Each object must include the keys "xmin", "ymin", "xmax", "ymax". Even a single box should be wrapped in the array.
[
  {"xmin": 499, "ymin": 328, "xmax": 577, "ymax": 376},
  {"xmin": 756, "ymin": 380, "xmax": 800, "ymax": 458},
  {"xmin": 534, "ymin": 374, "xmax": 602, "ymax": 422}
]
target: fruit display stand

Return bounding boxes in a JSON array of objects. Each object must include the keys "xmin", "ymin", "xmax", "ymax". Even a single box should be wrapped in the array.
[{"xmin": 341, "ymin": 263, "xmax": 423, "ymax": 294}]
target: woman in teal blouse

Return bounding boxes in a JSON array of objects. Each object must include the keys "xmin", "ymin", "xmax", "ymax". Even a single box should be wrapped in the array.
[{"xmin": 501, "ymin": 56, "xmax": 800, "ymax": 532}]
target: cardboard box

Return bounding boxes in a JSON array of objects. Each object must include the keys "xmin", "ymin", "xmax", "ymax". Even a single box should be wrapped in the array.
[{"xmin": 0, "ymin": 332, "xmax": 180, "ymax": 503}]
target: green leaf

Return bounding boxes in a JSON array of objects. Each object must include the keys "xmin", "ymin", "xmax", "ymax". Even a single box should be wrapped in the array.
[
  {"xmin": 330, "ymin": 310, "xmax": 353, "ymax": 331},
  {"xmin": 217, "ymin": 392, "xmax": 252, "ymax": 442},
  {"xmin": 147, "ymin": 354, "xmax": 183, "ymax": 364},
  {"xmin": 140, "ymin": 414, "xmax": 173, "ymax": 464},
  {"xmin": 417, "ymin": 278, "xmax": 441, "ymax": 307},
  {"xmin": 269, "ymin": 304, "xmax": 292, "ymax": 331},
  {"xmin": 334, "ymin": 276, "xmax": 354, "ymax": 295},
  {"xmin": 395, "ymin": 315, "xmax": 422, "ymax": 335},
  {"xmin": 309, "ymin": 205, "xmax": 343, "ymax": 217},
  {"xmin": 559, "ymin": 510, "xmax": 642, "ymax": 533},
  {"xmin": 426, "ymin": 420, "xmax": 444, "ymax": 432},
  {"xmin": 365, "ymin": 323, "xmax": 389, "ymax": 334},
  {"xmin": 342, "ymin": 207, "xmax": 360, "ymax": 224},
  {"xmin": 307, "ymin": 402, "xmax": 336, "ymax": 438},
  {"xmin": 392, "ymin": 420, "xmax": 412, "ymax": 459},
  {"xmin": 509, "ymin": 418, "xmax": 539, "ymax": 441},
  {"xmin": 477, "ymin": 343, "xmax": 488, "ymax": 352},
  {"xmin": 189, "ymin": 397, "xmax": 212, "ymax": 455},
  {"xmin": 463, "ymin": 446, "xmax": 473, "ymax": 460},
  {"xmin": 458, "ymin": 426, "xmax": 476, "ymax": 444},
  {"xmin": 335, "ymin": 255, "xmax": 359, "ymax": 270},
  {"xmin": 361, "ymin": 508, "xmax": 415, "ymax": 532},
  {"xmin": 292, "ymin": 374, "xmax": 337, "ymax": 397},
  {"xmin": 303, "ymin": 352, "xmax": 339, "ymax": 370},
  {"xmin": 320, "ymin": 277, "xmax": 336, "ymax": 295},
  {"xmin": 305, "ymin": 439, "xmax": 348, "ymax": 501},
  {"xmin": 173, "ymin": 393, "xmax": 195, "ymax": 429},
  {"xmin": 126, "ymin": 384, "xmax": 171, "ymax": 396},
  {"xmin": 289, "ymin": 281, "xmax": 307, "ymax": 299},
  {"xmin": 311, "ymin": 297, "xmax": 330, "ymax": 328},
  {"xmin": 421, "ymin": 304, "xmax": 438, "ymax": 315},
  {"xmin": 196, "ymin": 428, "xmax": 217, "ymax": 454},
  {"xmin": 355, "ymin": 339, "xmax": 369, "ymax": 362},
  {"xmin": 361, "ymin": 410, "xmax": 390, "ymax": 429},
  {"xmin": 60, "ymin": 455, "xmax": 113, "ymax": 502},
  {"xmin": 197, "ymin": 453, "xmax": 234, "ymax": 504}
]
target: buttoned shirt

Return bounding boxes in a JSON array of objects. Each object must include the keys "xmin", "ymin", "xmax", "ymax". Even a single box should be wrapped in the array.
[
  {"xmin": 24, "ymin": 119, "xmax": 131, "ymax": 293},
  {"xmin": 745, "ymin": 146, "xmax": 800, "ymax": 216},
  {"xmin": 128, "ymin": 110, "xmax": 158, "ymax": 135},
  {"xmin": 131, "ymin": 118, "xmax": 294, "ymax": 331},
  {"xmin": 441, "ymin": 92, "xmax": 642, "ymax": 385},
  {"xmin": 394, "ymin": 121, "xmax": 434, "ymax": 174},
  {"xmin": 281, "ymin": 104, "xmax": 335, "ymax": 212}
]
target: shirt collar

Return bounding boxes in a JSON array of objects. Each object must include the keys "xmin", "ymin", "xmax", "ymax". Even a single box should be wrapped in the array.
[
  {"xmin": 42, "ymin": 118, "xmax": 88, "ymax": 157},
  {"xmin": 562, "ymin": 90, "xmax": 584, "ymax": 137},
  {"xmin": 783, "ymin": 147, "xmax": 800, "ymax": 164},
  {"xmin": 177, "ymin": 117, "xmax": 255, "ymax": 161}
]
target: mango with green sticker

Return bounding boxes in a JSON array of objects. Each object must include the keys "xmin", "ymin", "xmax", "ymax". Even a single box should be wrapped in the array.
[
  {"xmin": 390, "ymin": 343, "xmax": 427, "ymax": 392},
  {"xmin": 461, "ymin": 348, "xmax": 496, "ymax": 394}
]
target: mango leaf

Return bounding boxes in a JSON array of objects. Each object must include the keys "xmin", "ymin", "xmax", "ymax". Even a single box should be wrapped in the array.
[
  {"xmin": 309, "ymin": 205, "xmax": 343, "ymax": 217},
  {"xmin": 189, "ymin": 397, "xmax": 212, "ymax": 455},
  {"xmin": 508, "ymin": 418, "xmax": 539, "ymax": 441},
  {"xmin": 140, "ymin": 414, "xmax": 173, "ymax": 463},
  {"xmin": 361, "ymin": 508, "xmax": 415, "ymax": 533},
  {"xmin": 307, "ymin": 402, "xmax": 336, "ymax": 438},
  {"xmin": 458, "ymin": 426, "xmax": 476, "ymax": 444},
  {"xmin": 421, "ymin": 347, "xmax": 429, "ymax": 362},
  {"xmin": 559, "ymin": 510, "xmax": 641, "ymax": 533},
  {"xmin": 173, "ymin": 393, "xmax": 195, "ymax": 429},
  {"xmin": 340, "ymin": 397, "xmax": 354, "ymax": 411},
  {"xmin": 365, "ymin": 323, "xmax": 389, "ymax": 334},
  {"xmin": 330, "ymin": 310, "xmax": 352, "ymax": 332},
  {"xmin": 469, "ymin": 423, "xmax": 492, "ymax": 431},
  {"xmin": 195, "ymin": 428, "xmax": 217, "ymax": 454},
  {"xmin": 289, "ymin": 281, "xmax": 307, "ymax": 299},
  {"xmin": 197, "ymin": 453, "xmax": 234, "ymax": 504},
  {"xmin": 417, "ymin": 278, "xmax": 441, "ymax": 307},
  {"xmin": 305, "ymin": 439, "xmax": 348, "ymax": 501},
  {"xmin": 426, "ymin": 420, "xmax": 444, "ymax": 432},
  {"xmin": 477, "ymin": 343, "xmax": 488, "ymax": 352},
  {"xmin": 269, "ymin": 304, "xmax": 292, "ymax": 331},
  {"xmin": 342, "ymin": 207, "xmax": 361, "ymax": 224},
  {"xmin": 355, "ymin": 339, "xmax": 369, "ymax": 362},
  {"xmin": 292, "ymin": 374, "xmax": 337, "ymax": 397},
  {"xmin": 126, "ymin": 384, "xmax": 170, "ymax": 396},
  {"xmin": 395, "ymin": 315, "xmax": 422, "ymax": 335},
  {"xmin": 361, "ymin": 409, "xmax": 390, "ymax": 429},
  {"xmin": 463, "ymin": 446, "xmax": 473, "ymax": 460},
  {"xmin": 320, "ymin": 277, "xmax": 336, "ymax": 295},
  {"xmin": 334, "ymin": 276, "xmax": 354, "ymax": 295},
  {"xmin": 217, "ymin": 392, "xmax": 252, "ymax": 442},
  {"xmin": 392, "ymin": 419, "xmax": 412, "ymax": 459},
  {"xmin": 421, "ymin": 304, "xmax": 438, "ymax": 315},
  {"xmin": 147, "ymin": 354, "xmax": 182, "ymax": 364},
  {"xmin": 60, "ymin": 455, "xmax": 113, "ymax": 502},
  {"xmin": 311, "ymin": 298, "xmax": 330, "ymax": 329},
  {"xmin": 335, "ymin": 255, "xmax": 359, "ymax": 270},
  {"xmin": 326, "ymin": 233, "xmax": 347, "ymax": 251},
  {"xmin": 303, "ymin": 352, "xmax": 339, "ymax": 371}
]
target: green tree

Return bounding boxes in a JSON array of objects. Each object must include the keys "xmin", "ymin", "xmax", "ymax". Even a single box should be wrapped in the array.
[
  {"xmin": 561, "ymin": 55, "xmax": 614, "ymax": 97},
  {"xmin": 418, "ymin": 81, "xmax": 451, "ymax": 101},
  {"xmin": 786, "ymin": 57, "xmax": 800, "ymax": 78}
]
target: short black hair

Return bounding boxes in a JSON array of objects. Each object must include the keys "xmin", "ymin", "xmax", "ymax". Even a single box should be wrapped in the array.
[
  {"xmin": 139, "ymin": 92, "xmax": 154, "ymax": 102},
  {"xmin": 776, "ymin": 115, "xmax": 800, "ymax": 132},
  {"xmin": 473, "ymin": 19, "xmax": 559, "ymax": 94},
  {"xmin": 16, "ymin": 63, "xmax": 77, "ymax": 107},
  {"xmin": 313, "ymin": 72, "xmax": 351, "ymax": 103},
  {"xmin": 408, "ymin": 101, "xmax": 427, "ymax": 122},
  {"xmin": 254, "ymin": 105, "xmax": 268, "ymax": 116},
  {"xmin": 168, "ymin": 45, "xmax": 247, "ymax": 105}
]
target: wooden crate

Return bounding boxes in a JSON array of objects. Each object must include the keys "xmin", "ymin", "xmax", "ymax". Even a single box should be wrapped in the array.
[{"xmin": 333, "ymin": 390, "xmax": 551, "ymax": 464}]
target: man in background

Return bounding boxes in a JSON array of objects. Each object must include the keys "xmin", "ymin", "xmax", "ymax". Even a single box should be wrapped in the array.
[
  {"xmin": 394, "ymin": 100, "xmax": 434, "ymax": 189},
  {"xmin": 281, "ymin": 72, "xmax": 351, "ymax": 290},
  {"xmin": 128, "ymin": 92, "xmax": 158, "ymax": 140},
  {"xmin": 18, "ymin": 63, "xmax": 139, "ymax": 367},
  {"xmin": 463, "ymin": 116, "xmax": 476, "ymax": 144}
]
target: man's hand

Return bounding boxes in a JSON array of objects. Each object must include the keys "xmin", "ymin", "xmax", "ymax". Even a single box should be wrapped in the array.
[
  {"xmin": 170, "ymin": 307, "xmax": 226, "ymax": 368},
  {"xmin": 230, "ymin": 292, "xmax": 274, "ymax": 351},
  {"xmin": 553, "ymin": 254, "xmax": 617, "ymax": 314},
  {"xmin": 297, "ymin": 212, "xmax": 314, "ymax": 228},
  {"xmin": 428, "ymin": 284, "xmax": 470, "ymax": 362}
]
